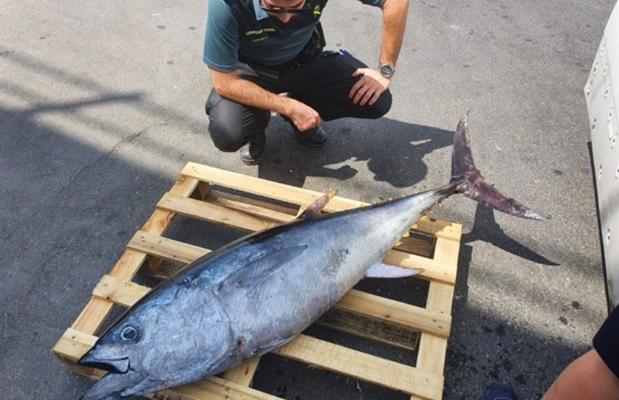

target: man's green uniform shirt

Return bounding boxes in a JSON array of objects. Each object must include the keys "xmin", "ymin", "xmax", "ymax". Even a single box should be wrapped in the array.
[{"xmin": 204, "ymin": 0, "xmax": 385, "ymax": 72}]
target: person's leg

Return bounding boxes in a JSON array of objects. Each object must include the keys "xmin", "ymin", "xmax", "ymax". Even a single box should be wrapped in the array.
[
  {"xmin": 282, "ymin": 50, "xmax": 392, "ymax": 121},
  {"xmin": 205, "ymin": 89, "xmax": 270, "ymax": 163},
  {"xmin": 542, "ymin": 349, "xmax": 619, "ymax": 400},
  {"xmin": 544, "ymin": 306, "xmax": 619, "ymax": 400}
]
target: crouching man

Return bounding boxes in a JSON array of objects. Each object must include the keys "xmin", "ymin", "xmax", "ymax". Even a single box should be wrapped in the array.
[{"xmin": 203, "ymin": 0, "xmax": 410, "ymax": 164}]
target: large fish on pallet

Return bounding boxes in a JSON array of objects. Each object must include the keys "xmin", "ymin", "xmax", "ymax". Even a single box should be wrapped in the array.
[{"xmin": 78, "ymin": 114, "xmax": 547, "ymax": 399}]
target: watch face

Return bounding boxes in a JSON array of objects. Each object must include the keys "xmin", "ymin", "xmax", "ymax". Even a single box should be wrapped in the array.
[{"xmin": 380, "ymin": 64, "xmax": 394, "ymax": 78}]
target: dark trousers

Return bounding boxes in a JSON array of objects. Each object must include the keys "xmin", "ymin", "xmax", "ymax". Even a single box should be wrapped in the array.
[{"xmin": 205, "ymin": 51, "xmax": 393, "ymax": 152}]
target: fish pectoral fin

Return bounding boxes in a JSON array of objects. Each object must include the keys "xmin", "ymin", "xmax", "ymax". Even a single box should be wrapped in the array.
[
  {"xmin": 365, "ymin": 262, "xmax": 423, "ymax": 279},
  {"xmin": 119, "ymin": 376, "xmax": 164, "ymax": 398},
  {"xmin": 219, "ymin": 245, "xmax": 308, "ymax": 291},
  {"xmin": 251, "ymin": 335, "xmax": 296, "ymax": 357},
  {"xmin": 296, "ymin": 190, "xmax": 337, "ymax": 219}
]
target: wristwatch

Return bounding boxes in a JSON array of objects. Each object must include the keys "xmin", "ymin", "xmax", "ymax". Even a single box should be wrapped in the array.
[{"xmin": 379, "ymin": 63, "xmax": 396, "ymax": 79}]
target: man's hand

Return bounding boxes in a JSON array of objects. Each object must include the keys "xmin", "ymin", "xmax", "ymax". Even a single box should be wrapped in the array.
[
  {"xmin": 285, "ymin": 98, "xmax": 322, "ymax": 132},
  {"xmin": 349, "ymin": 68, "xmax": 391, "ymax": 106}
]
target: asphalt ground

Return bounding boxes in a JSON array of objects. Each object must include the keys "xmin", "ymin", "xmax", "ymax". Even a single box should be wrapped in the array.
[{"xmin": 0, "ymin": 0, "xmax": 616, "ymax": 399}]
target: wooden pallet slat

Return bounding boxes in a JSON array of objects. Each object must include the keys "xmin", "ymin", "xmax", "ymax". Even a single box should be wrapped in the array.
[
  {"xmin": 182, "ymin": 162, "xmax": 458, "ymax": 238},
  {"xmin": 275, "ymin": 335, "xmax": 443, "ymax": 400},
  {"xmin": 222, "ymin": 359, "xmax": 262, "ymax": 387},
  {"xmin": 54, "ymin": 328, "xmax": 97, "ymax": 362},
  {"xmin": 92, "ymin": 274, "xmax": 151, "ymax": 306},
  {"xmin": 52, "ymin": 162, "xmax": 463, "ymax": 400},
  {"xmin": 182, "ymin": 163, "xmax": 363, "ymax": 211},
  {"xmin": 208, "ymin": 190, "xmax": 298, "ymax": 222},
  {"xmin": 411, "ymin": 234, "xmax": 461, "ymax": 400},
  {"xmin": 128, "ymin": 230, "xmax": 208, "ymax": 265},
  {"xmin": 158, "ymin": 193, "xmax": 277, "ymax": 232},
  {"xmin": 336, "ymin": 289, "xmax": 451, "ymax": 338},
  {"xmin": 157, "ymin": 376, "xmax": 283, "ymax": 400}
]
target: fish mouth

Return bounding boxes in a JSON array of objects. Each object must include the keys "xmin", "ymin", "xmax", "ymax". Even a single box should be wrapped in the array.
[
  {"xmin": 78, "ymin": 353, "xmax": 130, "ymax": 374},
  {"xmin": 79, "ymin": 368, "xmax": 145, "ymax": 400}
]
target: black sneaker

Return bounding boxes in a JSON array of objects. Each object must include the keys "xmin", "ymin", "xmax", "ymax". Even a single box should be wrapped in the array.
[
  {"xmin": 295, "ymin": 125, "xmax": 327, "ymax": 148},
  {"xmin": 239, "ymin": 133, "xmax": 265, "ymax": 165}
]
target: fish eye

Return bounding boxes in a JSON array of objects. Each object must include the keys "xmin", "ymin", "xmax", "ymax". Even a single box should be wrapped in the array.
[{"xmin": 120, "ymin": 325, "xmax": 139, "ymax": 342}]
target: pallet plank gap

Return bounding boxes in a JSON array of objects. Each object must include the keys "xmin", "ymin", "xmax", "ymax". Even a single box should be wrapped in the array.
[
  {"xmin": 316, "ymin": 309, "xmax": 421, "ymax": 351},
  {"xmin": 208, "ymin": 190, "xmax": 298, "ymax": 221}
]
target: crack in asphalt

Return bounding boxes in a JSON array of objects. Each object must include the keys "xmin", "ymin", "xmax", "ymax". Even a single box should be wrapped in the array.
[
  {"xmin": 62, "ymin": 122, "xmax": 166, "ymax": 193},
  {"xmin": 0, "ymin": 122, "xmax": 167, "ymax": 264}
]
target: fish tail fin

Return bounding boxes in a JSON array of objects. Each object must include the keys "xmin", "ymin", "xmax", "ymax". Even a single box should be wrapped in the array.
[{"xmin": 450, "ymin": 112, "xmax": 549, "ymax": 222}]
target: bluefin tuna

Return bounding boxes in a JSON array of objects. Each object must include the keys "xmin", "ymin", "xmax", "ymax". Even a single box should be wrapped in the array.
[{"xmin": 78, "ymin": 114, "xmax": 547, "ymax": 399}]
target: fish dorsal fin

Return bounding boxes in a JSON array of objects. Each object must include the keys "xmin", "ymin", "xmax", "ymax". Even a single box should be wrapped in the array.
[
  {"xmin": 365, "ymin": 262, "xmax": 423, "ymax": 278},
  {"xmin": 296, "ymin": 190, "xmax": 337, "ymax": 219},
  {"xmin": 219, "ymin": 245, "xmax": 308, "ymax": 291}
]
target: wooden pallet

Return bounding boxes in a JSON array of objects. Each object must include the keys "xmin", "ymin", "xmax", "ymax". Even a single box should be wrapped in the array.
[{"xmin": 52, "ymin": 162, "xmax": 462, "ymax": 400}]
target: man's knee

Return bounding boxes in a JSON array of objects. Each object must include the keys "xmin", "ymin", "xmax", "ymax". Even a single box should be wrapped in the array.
[
  {"xmin": 364, "ymin": 90, "xmax": 392, "ymax": 119},
  {"xmin": 354, "ymin": 90, "xmax": 391, "ymax": 119},
  {"xmin": 207, "ymin": 119, "xmax": 245, "ymax": 152},
  {"xmin": 205, "ymin": 91, "xmax": 269, "ymax": 152}
]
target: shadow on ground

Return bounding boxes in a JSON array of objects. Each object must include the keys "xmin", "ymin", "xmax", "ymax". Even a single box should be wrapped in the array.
[
  {"xmin": 463, "ymin": 204, "xmax": 559, "ymax": 266},
  {"xmin": 0, "ymin": 87, "xmax": 196, "ymax": 397},
  {"xmin": 256, "ymin": 116, "xmax": 454, "ymax": 189}
]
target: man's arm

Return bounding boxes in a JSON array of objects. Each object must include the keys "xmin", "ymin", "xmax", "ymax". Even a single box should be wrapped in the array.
[
  {"xmin": 349, "ymin": 0, "xmax": 410, "ymax": 106},
  {"xmin": 210, "ymin": 69, "xmax": 321, "ymax": 131},
  {"xmin": 379, "ymin": 0, "xmax": 410, "ymax": 67}
]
